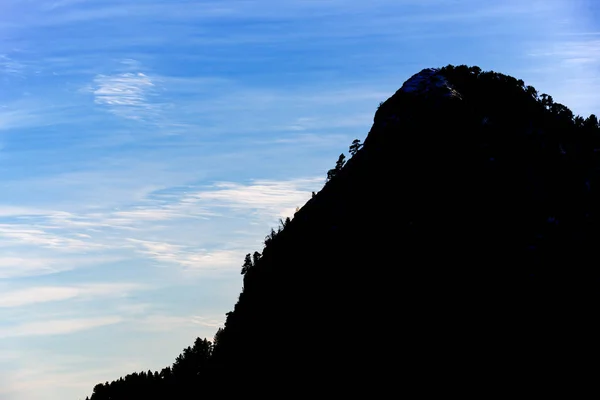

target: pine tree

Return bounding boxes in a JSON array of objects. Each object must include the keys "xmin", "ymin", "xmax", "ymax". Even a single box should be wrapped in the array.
[
  {"xmin": 327, "ymin": 153, "xmax": 346, "ymax": 182},
  {"xmin": 240, "ymin": 253, "xmax": 253, "ymax": 275},
  {"xmin": 349, "ymin": 139, "xmax": 362, "ymax": 156},
  {"xmin": 252, "ymin": 251, "xmax": 262, "ymax": 265}
]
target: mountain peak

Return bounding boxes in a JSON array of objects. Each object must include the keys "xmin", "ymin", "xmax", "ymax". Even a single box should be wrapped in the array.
[{"xmin": 399, "ymin": 67, "xmax": 462, "ymax": 99}]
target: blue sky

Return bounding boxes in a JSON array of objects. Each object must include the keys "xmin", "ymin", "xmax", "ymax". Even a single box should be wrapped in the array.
[{"xmin": 0, "ymin": 1, "xmax": 599, "ymax": 399}]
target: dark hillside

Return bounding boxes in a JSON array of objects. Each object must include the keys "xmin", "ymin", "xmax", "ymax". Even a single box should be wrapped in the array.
[{"xmin": 87, "ymin": 65, "xmax": 600, "ymax": 399}]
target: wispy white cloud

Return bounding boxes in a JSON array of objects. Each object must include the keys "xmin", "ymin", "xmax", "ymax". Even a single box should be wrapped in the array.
[
  {"xmin": 0, "ymin": 55, "xmax": 25, "ymax": 76},
  {"xmin": 0, "ymin": 206, "xmax": 48, "ymax": 218},
  {"xmin": 0, "ymin": 253, "xmax": 127, "ymax": 279},
  {"xmin": 111, "ymin": 177, "xmax": 320, "ymax": 226},
  {"xmin": 90, "ymin": 71, "xmax": 161, "ymax": 121},
  {"xmin": 0, "ymin": 176, "xmax": 318, "ymax": 230},
  {"xmin": 132, "ymin": 314, "xmax": 223, "ymax": 332},
  {"xmin": 191, "ymin": 178, "xmax": 319, "ymax": 218},
  {"xmin": 43, "ymin": 0, "xmax": 92, "ymax": 11},
  {"xmin": 262, "ymin": 133, "xmax": 351, "ymax": 148},
  {"xmin": 528, "ymin": 39, "xmax": 600, "ymax": 66},
  {"xmin": 0, "ymin": 223, "xmax": 106, "ymax": 251},
  {"xmin": 115, "ymin": 302, "xmax": 152, "ymax": 316},
  {"xmin": 22, "ymin": 0, "xmax": 551, "ymax": 28},
  {"xmin": 126, "ymin": 239, "xmax": 240, "ymax": 272},
  {"xmin": 0, "ymin": 176, "xmax": 318, "ymax": 281},
  {"xmin": 526, "ymin": 37, "xmax": 600, "ymax": 116},
  {"xmin": 0, "ymin": 108, "xmax": 43, "ymax": 131},
  {"xmin": 0, "ymin": 283, "xmax": 144, "ymax": 308},
  {"xmin": 0, "ymin": 316, "xmax": 122, "ymax": 338},
  {"xmin": 0, "ymin": 98, "xmax": 98, "ymax": 133},
  {"xmin": 0, "ymin": 255, "xmax": 76, "ymax": 279}
]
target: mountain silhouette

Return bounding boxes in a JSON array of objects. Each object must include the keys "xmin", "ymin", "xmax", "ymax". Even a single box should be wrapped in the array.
[{"xmin": 86, "ymin": 65, "xmax": 600, "ymax": 399}]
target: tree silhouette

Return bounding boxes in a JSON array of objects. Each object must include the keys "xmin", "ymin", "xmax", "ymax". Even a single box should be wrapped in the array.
[
  {"xmin": 585, "ymin": 114, "xmax": 598, "ymax": 129},
  {"xmin": 349, "ymin": 139, "xmax": 362, "ymax": 156},
  {"xmin": 326, "ymin": 153, "xmax": 346, "ymax": 182},
  {"xmin": 252, "ymin": 251, "xmax": 262, "ymax": 266},
  {"xmin": 526, "ymin": 85, "xmax": 538, "ymax": 99},
  {"xmin": 240, "ymin": 253, "xmax": 253, "ymax": 275},
  {"xmin": 213, "ymin": 327, "xmax": 224, "ymax": 348}
]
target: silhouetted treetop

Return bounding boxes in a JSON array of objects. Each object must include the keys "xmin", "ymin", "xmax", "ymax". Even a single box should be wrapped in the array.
[
  {"xmin": 326, "ymin": 153, "xmax": 346, "ymax": 182},
  {"xmin": 349, "ymin": 139, "xmax": 362, "ymax": 156}
]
